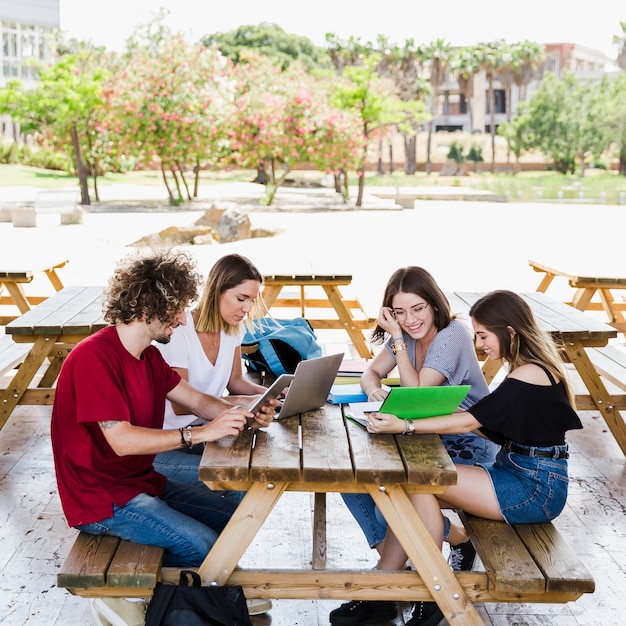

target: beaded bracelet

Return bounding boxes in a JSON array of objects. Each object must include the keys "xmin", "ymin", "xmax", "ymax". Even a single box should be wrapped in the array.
[{"xmin": 179, "ymin": 426, "xmax": 194, "ymax": 449}]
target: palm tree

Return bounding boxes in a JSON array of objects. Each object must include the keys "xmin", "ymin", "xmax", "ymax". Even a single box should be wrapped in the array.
[
  {"xmin": 424, "ymin": 39, "xmax": 452, "ymax": 174},
  {"xmin": 451, "ymin": 46, "xmax": 481, "ymax": 133},
  {"xmin": 478, "ymin": 40, "xmax": 505, "ymax": 173},
  {"xmin": 374, "ymin": 38, "xmax": 428, "ymax": 174},
  {"xmin": 614, "ymin": 21, "xmax": 626, "ymax": 70},
  {"xmin": 512, "ymin": 41, "xmax": 545, "ymax": 104}
]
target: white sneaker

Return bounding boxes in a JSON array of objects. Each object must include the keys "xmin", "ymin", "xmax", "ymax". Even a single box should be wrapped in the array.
[
  {"xmin": 88, "ymin": 597, "xmax": 147, "ymax": 626},
  {"xmin": 246, "ymin": 598, "xmax": 272, "ymax": 615}
]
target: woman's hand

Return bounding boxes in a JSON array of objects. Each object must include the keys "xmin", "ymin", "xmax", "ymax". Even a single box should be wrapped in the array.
[
  {"xmin": 248, "ymin": 398, "xmax": 279, "ymax": 429},
  {"xmin": 377, "ymin": 306, "xmax": 402, "ymax": 337},
  {"xmin": 365, "ymin": 412, "xmax": 405, "ymax": 434},
  {"xmin": 367, "ymin": 387, "xmax": 389, "ymax": 402}
]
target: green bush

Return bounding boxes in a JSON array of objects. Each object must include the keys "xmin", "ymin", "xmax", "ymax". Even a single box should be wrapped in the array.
[
  {"xmin": 23, "ymin": 147, "xmax": 71, "ymax": 172},
  {"xmin": 0, "ymin": 141, "xmax": 19, "ymax": 164},
  {"xmin": 467, "ymin": 144, "xmax": 484, "ymax": 163},
  {"xmin": 447, "ymin": 141, "xmax": 465, "ymax": 163}
]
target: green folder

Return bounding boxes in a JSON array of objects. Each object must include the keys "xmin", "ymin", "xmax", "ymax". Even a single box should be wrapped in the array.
[{"xmin": 378, "ymin": 385, "xmax": 471, "ymax": 419}]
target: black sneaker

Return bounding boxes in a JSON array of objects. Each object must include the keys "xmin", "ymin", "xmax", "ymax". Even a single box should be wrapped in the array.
[
  {"xmin": 406, "ymin": 601, "xmax": 444, "ymax": 626},
  {"xmin": 329, "ymin": 600, "xmax": 397, "ymax": 625},
  {"xmin": 447, "ymin": 539, "xmax": 476, "ymax": 571}
]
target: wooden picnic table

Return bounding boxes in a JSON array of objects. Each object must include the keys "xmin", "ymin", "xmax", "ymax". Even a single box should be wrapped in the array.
[
  {"xmin": 528, "ymin": 259, "xmax": 626, "ymax": 335},
  {"xmin": 0, "ymin": 286, "xmax": 105, "ymax": 431},
  {"xmin": 0, "ymin": 258, "xmax": 69, "ymax": 325},
  {"xmin": 262, "ymin": 273, "xmax": 374, "ymax": 359},
  {"xmin": 446, "ymin": 291, "xmax": 626, "ymax": 456},
  {"xmin": 191, "ymin": 402, "xmax": 486, "ymax": 624}
]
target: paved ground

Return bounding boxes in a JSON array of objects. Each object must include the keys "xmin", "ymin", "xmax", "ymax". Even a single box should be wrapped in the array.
[{"xmin": 2, "ymin": 181, "xmax": 625, "ymax": 329}]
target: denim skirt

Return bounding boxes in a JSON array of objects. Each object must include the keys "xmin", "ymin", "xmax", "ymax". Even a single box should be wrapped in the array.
[{"xmin": 480, "ymin": 444, "xmax": 570, "ymax": 524}]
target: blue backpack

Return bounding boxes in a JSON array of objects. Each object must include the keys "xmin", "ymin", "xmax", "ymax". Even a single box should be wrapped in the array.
[{"xmin": 242, "ymin": 317, "xmax": 322, "ymax": 376}]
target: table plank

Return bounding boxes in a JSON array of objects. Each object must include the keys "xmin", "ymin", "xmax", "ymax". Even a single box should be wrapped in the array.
[
  {"xmin": 346, "ymin": 418, "xmax": 408, "ymax": 485},
  {"xmin": 250, "ymin": 417, "xmax": 301, "ymax": 482},
  {"xmin": 301, "ymin": 405, "xmax": 353, "ymax": 484}
]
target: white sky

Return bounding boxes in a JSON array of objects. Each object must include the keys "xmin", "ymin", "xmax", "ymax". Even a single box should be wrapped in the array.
[{"xmin": 59, "ymin": 0, "xmax": 624, "ymax": 60}]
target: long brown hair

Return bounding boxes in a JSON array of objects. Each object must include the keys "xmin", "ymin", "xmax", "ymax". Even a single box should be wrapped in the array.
[
  {"xmin": 371, "ymin": 266, "xmax": 452, "ymax": 344},
  {"xmin": 194, "ymin": 254, "xmax": 267, "ymax": 335},
  {"xmin": 470, "ymin": 290, "xmax": 575, "ymax": 406}
]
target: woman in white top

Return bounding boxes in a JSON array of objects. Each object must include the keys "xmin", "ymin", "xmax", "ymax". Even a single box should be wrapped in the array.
[{"xmin": 154, "ymin": 253, "xmax": 275, "ymax": 490}]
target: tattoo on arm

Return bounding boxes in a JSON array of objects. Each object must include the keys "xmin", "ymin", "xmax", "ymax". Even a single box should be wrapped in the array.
[{"xmin": 99, "ymin": 420, "xmax": 122, "ymax": 431}]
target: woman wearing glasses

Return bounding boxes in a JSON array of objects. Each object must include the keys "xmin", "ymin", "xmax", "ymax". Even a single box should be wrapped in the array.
[{"xmin": 333, "ymin": 266, "xmax": 498, "ymax": 626}]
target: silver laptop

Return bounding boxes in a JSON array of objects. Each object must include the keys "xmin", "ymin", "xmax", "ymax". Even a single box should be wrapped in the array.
[{"xmin": 274, "ymin": 353, "xmax": 344, "ymax": 419}]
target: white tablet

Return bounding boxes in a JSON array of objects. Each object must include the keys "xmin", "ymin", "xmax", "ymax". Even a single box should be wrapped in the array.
[{"xmin": 246, "ymin": 373, "xmax": 295, "ymax": 418}]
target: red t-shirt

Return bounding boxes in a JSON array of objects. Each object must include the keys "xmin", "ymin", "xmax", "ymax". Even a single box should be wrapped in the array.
[{"xmin": 51, "ymin": 325, "xmax": 181, "ymax": 527}]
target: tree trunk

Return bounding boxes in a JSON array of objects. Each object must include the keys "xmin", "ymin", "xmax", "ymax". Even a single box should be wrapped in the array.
[
  {"xmin": 176, "ymin": 162, "xmax": 192, "ymax": 200},
  {"xmin": 170, "ymin": 168, "xmax": 183, "ymax": 203},
  {"xmin": 356, "ymin": 168, "xmax": 365, "ymax": 207},
  {"xmin": 389, "ymin": 143, "xmax": 394, "ymax": 174},
  {"xmin": 160, "ymin": 163, "xmax": 176, "ymax": 204},
  {"xmin": 193, "ymin": 160, "xmax": 200, "ymax": 198},
  {"xmin": 488, "ymin": 79, "xmax": 496, "ymax": 173},
  {"xmin": 377, "ymin": 136, "xmax": 384, "ymax": 175},
  {"xmin": 620, "ymin": 143, "xmax": 626, "ymax": 176},
  {"xmin": 334, "ymin": 172, "xmax": 342, "ymax": 193},
  {"xmin": 69, "ymin": 125, "xmax": 90, "ymax": 205},
  {"xmin": 425, "ymin": 119, "xmax": 434, "ymax": 175},
  {"xmin": 403, "ymin": 134, "xmax": 417, "ymax": 175},
  {"xmin": 92, "ymin": 167, "xmax": 100, "ymax": 202},
  {"xmin": 265, "ymin": 166, "xmax": 291, "ymax": 206}
]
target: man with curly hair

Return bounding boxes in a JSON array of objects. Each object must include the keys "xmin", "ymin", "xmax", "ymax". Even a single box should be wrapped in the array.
[{"xmin": 51, "ymin": 250, "xmax": 271, "ymax": 624}]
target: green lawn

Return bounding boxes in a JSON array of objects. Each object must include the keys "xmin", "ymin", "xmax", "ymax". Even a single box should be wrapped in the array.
[
  {"xmin": 2, "ymin": 164, "xmax": 626, "ymax": 205},
  {"xmin": 0, "ymin": 164, "xmax": 256, "ymax": 189}
]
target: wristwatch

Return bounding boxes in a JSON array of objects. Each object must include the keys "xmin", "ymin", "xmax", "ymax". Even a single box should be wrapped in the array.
[{"xmin": 391, "ymin": 341, "xmax": 407, "ymax": 354}]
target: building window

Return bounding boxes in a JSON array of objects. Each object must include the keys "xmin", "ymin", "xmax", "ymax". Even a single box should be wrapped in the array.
[
  {"xmin": 1, "ymin": 20, "xmax": 53, "ymax": 80},
  {"xmin": 485, "ymin": 89, "xmax": 506, "ymax": 114}
]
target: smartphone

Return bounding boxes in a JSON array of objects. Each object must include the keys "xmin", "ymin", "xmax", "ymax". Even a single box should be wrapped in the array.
[{"xmin": 246, "ymin": 373, "xmax": 295, "ymax": 420}]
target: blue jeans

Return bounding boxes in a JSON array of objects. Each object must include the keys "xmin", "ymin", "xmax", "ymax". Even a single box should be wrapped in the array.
[
  {"xmin": 154, "ymin": 447, "xmax": 245, "ymax": 503},
  {"xmin": 75, "ymin": 479, "xmax": 238, "ymax": 567},
  {"xmin": 483, "ymin": 444, "xmax": 570, "ymax": 523},
  {"xmin": 342, "ymin": 432, "xmax": 499, "ymax": 548}
]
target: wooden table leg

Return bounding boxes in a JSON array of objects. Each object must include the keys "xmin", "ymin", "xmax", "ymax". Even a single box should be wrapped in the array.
[
  {"xmin": 481, "ymin": 357, "xmax": 503, "ymax": 385},
  {"xmin": 368, "ymin": 483, "xmax": 484, "ymax": 625},
  {"xmin": 322, "ymin": 285, "xmax": 372, "ymax": 358},
  {"xmin": 261, "ymin": 285, "xmax": 283, "ymax": 309},
  {"xmin": 43, "ymin": 266, "xmax": 66, "ymax": 292},
  {"xmin": 0, "ymin": 335, "xmax": 54, "ymax": 430},
  {"xmin": 4, "ymin": 283, "xmax": 31, "ymax": 314},
  {"xmin": 312, "ymin": 492, "xmax": 327, "ymax": 570},
  {"xmin": 535, "ymin": 272, "xmax": 556, "ymax": 293},
  {"xmin": 571, "ymin": 287, "xmax": 595, "ymax": 312},
  {"xmin": 563, "ymin": 340, "xmax": 626, "ymax": 456},
  {"xmin": 197, "ymin": 481, "xmax": 287, "ymax": 586}
]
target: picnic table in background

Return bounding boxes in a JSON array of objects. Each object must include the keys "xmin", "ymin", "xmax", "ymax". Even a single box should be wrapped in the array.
[
  {"xmin": 528, "ymin": 259, "xmax": 626, "ymax": 335},
  {"xmin": 0, "ymin": 286, "xmax": 105, "ymax": 431},
  {"xmin": 0, "ymin": 258, "xmax": 69, "ymax": 325},
  {"xmin": 262, "ymin": 273, "xmax": 375, "ymax": 358}
]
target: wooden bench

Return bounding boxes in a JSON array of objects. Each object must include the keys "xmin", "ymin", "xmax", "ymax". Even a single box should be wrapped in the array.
[
  {"xmin": 57, "ymin": 533, "xmax": 164, "ymax": 598},
  {"xmin": 583, "ymin": 344, "xmax": 626, "ymax": 409},
  {"xmin": 12, "ymin": 189, "xmax": 83, "ymax": 227},
  {"xmin": 57, "ymin": 515, "xmax": 595, "ymax": 609},
  {"xmin": 459, "ymin": 513, "xmax": 594, "ymax": 603},
  {"xmin": 0, "ymin": 334, "xmax": 31, "ymax": 378}
]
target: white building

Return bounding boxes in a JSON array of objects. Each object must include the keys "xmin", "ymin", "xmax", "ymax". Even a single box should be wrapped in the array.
[{"xmin": 1, "ymin": 0, "xmax": 59, "ymax": 138}]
